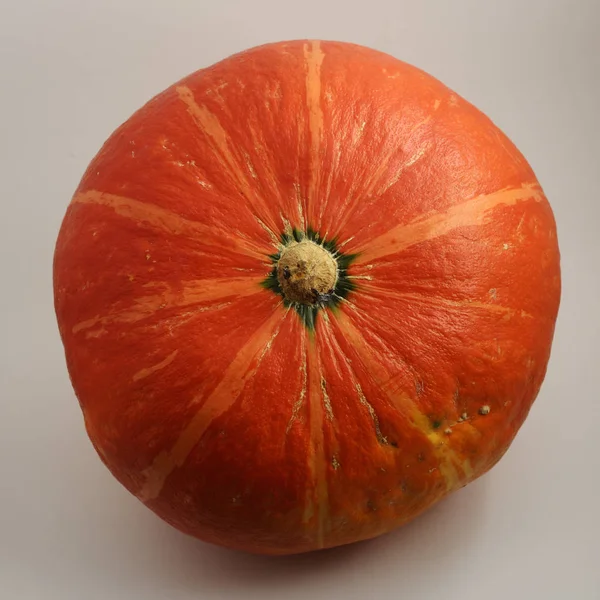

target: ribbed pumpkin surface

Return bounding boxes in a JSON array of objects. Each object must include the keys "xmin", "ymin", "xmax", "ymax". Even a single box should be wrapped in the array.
[{"xmin": 54, "ymin": 40, "xmax": 561, "ymax": 554}]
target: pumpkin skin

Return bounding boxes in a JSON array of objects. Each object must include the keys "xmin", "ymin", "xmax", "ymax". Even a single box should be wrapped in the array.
[{"xmin": 53, "ymin": 40, "xmax": 561, "ymax": 555}]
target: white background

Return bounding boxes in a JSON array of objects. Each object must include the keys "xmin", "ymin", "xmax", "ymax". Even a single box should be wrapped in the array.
[{"xmin": 1, "ymin": 1, "xmax": 599, "ymax": 598}]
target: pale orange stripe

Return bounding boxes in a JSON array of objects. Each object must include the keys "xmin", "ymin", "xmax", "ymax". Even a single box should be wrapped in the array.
[
  {"xmin": 333, "ymin": 116, "xmax": 433, "ymax": 236},
  {"xmin": 133, "ymin": 350, "xmax": 179, "ymax": 382},
  {"xmin": 356, "ymin": 183, "xmax": 544, "ymax": 264},
  {"xmin": 71, "ymin": 190, "xmax": 266, "ymax": 259},
  {"xmin": 138, "ymin": 307, "xmax": 287, "ymax": 502},
  {"xmin": 176, "ymin": 86, "xmax": 278, "ymax": 234},
  {"xmin": 305, "ymin": 338, "xmax": 329, "ymax": 548},
  {"xmin": 377, "ymin": 141, "xmax": 431, "ymax": 197},
  {"xmin": 72, "ymin": 276, "xmax": 265, "ymax": 334},
  {"xmin": 303, "ymin": 40, "xmax": 325, "ymax": 225},
  {"xmin": 359, "ymin": 287, "xmax": 534, "ymax": 320},
  {"xmin": 334, "ymin": 308, "xmax": 471, "ymax": 491}
]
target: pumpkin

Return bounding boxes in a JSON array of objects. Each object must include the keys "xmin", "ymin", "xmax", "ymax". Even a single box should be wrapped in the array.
[{"xmin": 53, "ymin": 40, "xmax": 561, "ymax": 555}]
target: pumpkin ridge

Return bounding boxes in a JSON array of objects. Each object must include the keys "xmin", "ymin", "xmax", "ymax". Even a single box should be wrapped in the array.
[
  {"xmin": 359, "ymin": 287, "xmax": 535, "ymax": 320},
  {"xmin": 71, "ymin": 276, "xmax": 265, "ymax": 336},
  {"xmin": 320, "ymin": 314, "xmax": 389, "ymax": 446},
  {"xmin": 305, "ymin": 338, "xmax": 330, "ymax": 548},
  {"xmin": 339, "ymin": 297, "xmax": 485, "ymax": 488},
  {"xmin": 303, "ymin": 40, "xmax": 326, "ymax": 227},
  {"xmin": 137, "ymin": 307, "xmax": 287, "ymax": 502},
  {"xmin": 334, "ymin": 309, "xmax": 470, "ymax": 492},
  {"xmin": 175, "ymin": 85, "xmax": 279, "ymax": 235},
  {"xmin": 341, "ymin": 297, "xmax": 425, "ymax": 402},
  {"xmin": 71, "ymin": 190, "xmax": 268, "ymax": 259},
  {"xmin": 285, "ymin": 330, "xmax": 308, "ymax": 435},
  {"xmin": 331, "ymin": 115, "xmax": 435, "ymax": 239},
  {"xmin": 354, "ymin": 182, "xmax": 544, "ymax": 264}
]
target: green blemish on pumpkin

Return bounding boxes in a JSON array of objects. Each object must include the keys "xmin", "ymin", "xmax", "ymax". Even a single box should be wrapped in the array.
[
  {"xmin": 262, "ymin": 226, "xmax": 359, "ymax": 330},
  {"xmin": 432, "ymin": 420, "xmax": 442, "ymax": 430}
]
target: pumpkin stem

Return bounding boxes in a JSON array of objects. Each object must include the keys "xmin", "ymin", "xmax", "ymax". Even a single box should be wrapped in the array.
[{"xmin": 276, "ymin": 241, "xmax": 338, "ymax": 305}]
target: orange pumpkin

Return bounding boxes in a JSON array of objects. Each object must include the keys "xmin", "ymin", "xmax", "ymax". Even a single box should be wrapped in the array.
[{"xmin": 54, "ymin": 40, "xmax": 561, "ymax": 554}]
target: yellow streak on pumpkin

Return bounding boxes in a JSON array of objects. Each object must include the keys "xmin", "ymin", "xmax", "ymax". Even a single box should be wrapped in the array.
[
  {"xmin": 286, "ymin": 333, "xmax": 307, "ymax": 435},
  {"xmin": 320, "ymin": 316, "xmax": 387, "ymax": 445},
  {"xmin": 138, "ymin": 307, "xmax": 286, "ymax": 502},
  {"xmin": 355, "ymin": 382, "xmax": 387, "ymax": 445},
  {"xmin": 71, "ymin": 190, "xmax": 265, "ymax": 259},
  {"xmin": 294, "ymin": 182, "xmax": 306, "ymax": 230},
  {"xmin": 367, "ymin": 116, "xmax": 432, "ymax": 197},
  {"xmin": 303, "ymin": 40, "xmax": 325, "ymax": 223},
  {"xmin": 335, "ymin": 309, "xmax": 468, "ymax": 492},
  {"xmin": 320, "ymin": 377, "xmax": 334, "ymax": 421},
  {"xmin": 255, "ymin": 217, "xmax": 279, "ymax": 246},
  {"xmin": 72, "ymin": 276, "xmax": 264, "ymax": 335},
  {"xmin": 378, "ymin": 142, "xmax": 431, "ymax": 197},
  {"xmin": 356, "ymin": 183, "xmax": 545, "ymax": 264},
  {"xmin": 175, "ymin": 86, "xmax": 278, "ymax": 235},
  {"xmin": 304, "ymin": 338, "xmax": 329, "ymax": 549},
  {"xmin": 133, "ymin": 350, "xmax": 179, "ymax": 382}
]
